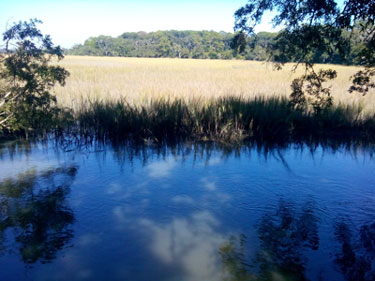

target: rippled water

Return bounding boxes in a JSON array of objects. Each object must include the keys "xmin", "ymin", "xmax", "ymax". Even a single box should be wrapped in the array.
[{"xmin": 0, "ymin": 141, "xmax": 374, "ymax": 281}]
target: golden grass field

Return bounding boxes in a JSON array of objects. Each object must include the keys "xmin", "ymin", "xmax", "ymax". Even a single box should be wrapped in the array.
[{"xmin": 53, "ymin": 56, "xmax": 375, "ymax": 113}]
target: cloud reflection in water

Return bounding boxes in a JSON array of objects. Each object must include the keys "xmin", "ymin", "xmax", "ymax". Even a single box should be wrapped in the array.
[
  {"xmin": 147, "ymin": 158, "xmax": 177, "ymax": 178},
  {"xmin": 139, "ymin": 211, "xmax": 227, "ymax": 281},
  {"xmin": 202, "ymin": 177, "xmax": 217, "ymax": 191}
]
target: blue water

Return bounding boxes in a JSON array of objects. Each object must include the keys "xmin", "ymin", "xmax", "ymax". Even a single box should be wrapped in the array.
[{"xmin": 0, "ymin": 141, "xmax": 374, "ymax": 281}]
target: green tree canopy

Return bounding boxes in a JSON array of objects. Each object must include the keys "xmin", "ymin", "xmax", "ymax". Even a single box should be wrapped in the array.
[
  {"xmin": 234, "ymin": 0, "xmax": 375, "ymax": 111},
  {"xmin": 0, "ymin": 19, "xmax": 69, "ymax": 137}
]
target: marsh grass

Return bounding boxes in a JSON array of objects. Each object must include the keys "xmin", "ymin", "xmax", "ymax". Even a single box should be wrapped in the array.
[
  {"xmin": 73, "ymin": 96, "xmax": 375, "ymax": 144},
  {"xmin": 3, "ymin": 56, "xmax": 372, "ymax": 143},
  {"xmin": 53, "ymin": 56, "xmax": 375, "ymax": 114}
]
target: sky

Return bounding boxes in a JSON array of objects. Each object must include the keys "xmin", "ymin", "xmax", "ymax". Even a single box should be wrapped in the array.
[{"xmin": 0, "ymin": 0, "xmax": 277, "ymax": 48}]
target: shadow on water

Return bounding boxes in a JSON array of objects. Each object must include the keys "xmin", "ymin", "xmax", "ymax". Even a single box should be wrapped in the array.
[
  {"xmin": 334, "ymin": 220, "xmax": 375, "ymax": 281},
  {"xmin": 0, "ymin": 140, "xmax": 35, "ymax": 161},
  {"xmin": 43, "ymin": 135, "xmax": 375, "ymax": 171},
  {"xmin": 0, "ymin": 165, "xmax": 78, "ymax": 264},
  {"xmin": 220, "ymin": 199, "xmax": 319, "ymax": 281},
  {"xmin": 0, "ymin": 133, "xmax": 374, "ymax": 171},
  {"xmin": 220, "ymin": 199, "xmax": 375, "ymax": 281}
]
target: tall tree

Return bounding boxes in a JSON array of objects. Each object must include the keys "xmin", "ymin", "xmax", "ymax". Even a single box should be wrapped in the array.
[{"xmin": 234, "ymin": 0, "xmax": 375, "ymax": 112}]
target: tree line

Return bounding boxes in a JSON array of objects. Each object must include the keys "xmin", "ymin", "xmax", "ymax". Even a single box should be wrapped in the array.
[
  {"xmin": 68, "ymin": 30, "xmax": 250, "ymax": 60},
  {"xmin": 67, "ymin": 29, "xmax": 367, "ymax": 65}
]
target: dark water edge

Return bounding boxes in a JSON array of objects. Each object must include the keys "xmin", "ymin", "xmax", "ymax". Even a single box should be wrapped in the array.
[
  {"xmin": 0, "ymin": 139, "xmax": 374, "ymax": 281},
  {"xmin": 3, "ymin": 96, "xmax": 375, "ymax": 145}
]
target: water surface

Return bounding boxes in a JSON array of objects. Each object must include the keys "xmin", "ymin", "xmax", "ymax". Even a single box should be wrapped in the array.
[{"xmin": 0, "ymin": 141, "xmax": 374, "ymax": 281}]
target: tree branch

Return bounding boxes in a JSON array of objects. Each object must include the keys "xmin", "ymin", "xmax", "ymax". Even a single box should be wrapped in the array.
[{"xmin": 0, "ymin": 112, "xmax": 14, "ymax": 127}]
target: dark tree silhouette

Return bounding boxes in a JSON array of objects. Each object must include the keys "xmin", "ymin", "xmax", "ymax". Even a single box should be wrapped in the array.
[
  {"xmin": 334, "ymin": 220, "xmax": 375, "ymax": 281},
  {"xmin": 220, "ymin": 200, "xmax": 320, "ymax": 281},
  {"xmin": 234, "ymin": 0, "xmax": 375, "ymax": 112},
  {"xmin": 0, "ymin": 165, "xmax": 77, "ymax": 264}
]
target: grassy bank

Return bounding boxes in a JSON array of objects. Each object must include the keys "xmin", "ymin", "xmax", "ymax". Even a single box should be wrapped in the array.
[{"xmin": 72, "ymin": 96, "xmax": 375, "ymax": 144}]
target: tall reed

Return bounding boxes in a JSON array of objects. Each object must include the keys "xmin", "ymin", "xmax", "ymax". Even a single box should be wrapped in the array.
[{"xmin": 73, "ymin": 96, "xmax": 375, "ymax": 144}]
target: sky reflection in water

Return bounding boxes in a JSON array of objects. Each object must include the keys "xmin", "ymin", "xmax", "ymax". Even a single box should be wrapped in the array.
[{"xmin": 0, "ymin": 141, "xmax": 374, "ymax": 281}]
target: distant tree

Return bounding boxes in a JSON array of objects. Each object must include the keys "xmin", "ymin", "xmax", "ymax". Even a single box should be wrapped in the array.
[
  {"xmin": 208, "ymin": 50, "xmax": 219, "ymax": 59},
  {"xmin": 94, "ymin": 35, "xmax": 115, "ymax": 56},
  {"xmin": 68, "ymin": 30, "xmax": 239, "ymax": 60},
  {"xmin": 232, "ymin": 32, "xmax": 247, "ymax": 54},
  {"xmin": 156, "ymin": 32, "xmax": 173, "ymax": 57},
  {"xmin": 235, "ymin": 0, "xmax": 375, "ymax": 112},
  {"xmin": 0, "ymin": 19, "xmax": 69, "ymax": 136}
]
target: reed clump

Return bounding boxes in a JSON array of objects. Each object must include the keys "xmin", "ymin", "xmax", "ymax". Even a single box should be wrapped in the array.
[{"xmin": 73, "ymin": 96, "xmax": 375, "ymax": 143}]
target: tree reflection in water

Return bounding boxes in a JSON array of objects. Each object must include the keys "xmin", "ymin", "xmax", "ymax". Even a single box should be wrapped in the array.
[
  {"xmin": 334, "ymin": 220, "xmax": 375, "ymax": 281},
  {"xmin": 0, "ymin": 165, "xmax": 77, "ymax": 264},
  {"xmin": 220, "ymin": 200, "xmax": 319, "ymax": 281}
]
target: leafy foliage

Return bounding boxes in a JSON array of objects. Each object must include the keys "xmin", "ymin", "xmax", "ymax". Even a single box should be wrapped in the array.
[
  {"xmin": 234, "ymin": 0, "xmax": 375, "ymax": 109},
  {"xmin": 290, "ymin": 67, "xmax": 337, "ymax": 113},
  {"xmin": 0, "ymin": 19, "xmax": 69, "ymax": 136},
  {"xmin": 349, "ymin": 67, "xmax": 375, "ymax": 94}
]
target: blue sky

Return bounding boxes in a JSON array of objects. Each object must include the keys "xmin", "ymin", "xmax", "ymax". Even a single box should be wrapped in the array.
[{"xmin": 0, "ymin": 0, "xmax": 277, "ymax": 48}]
